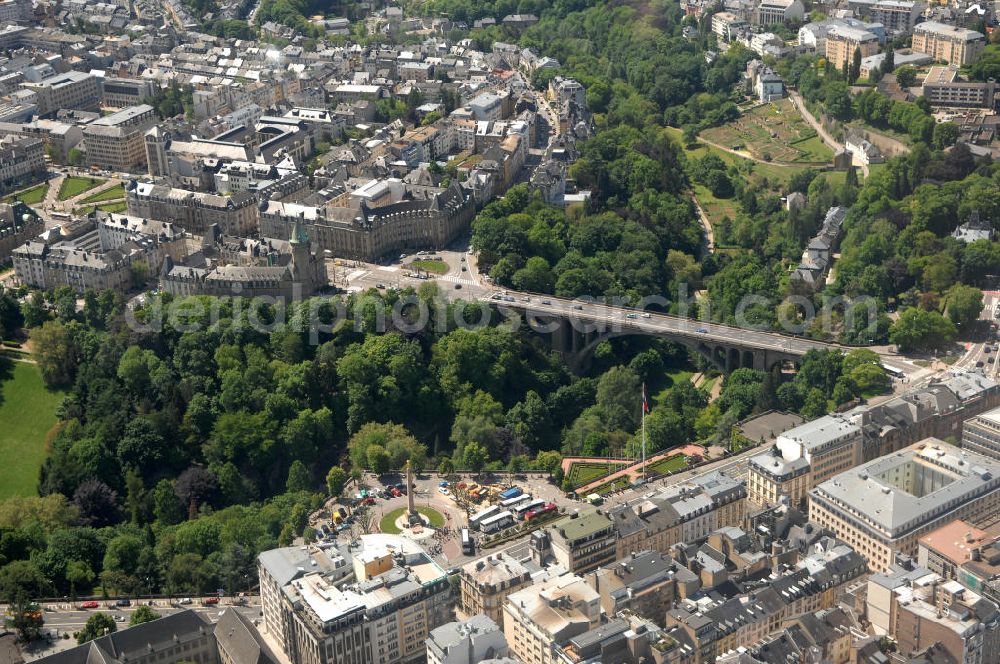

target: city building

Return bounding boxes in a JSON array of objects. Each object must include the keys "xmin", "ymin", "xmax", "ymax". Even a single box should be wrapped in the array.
[
  {"xmin": 662, "ymin": 540, "xmax": 866, "ymax": 663},
  {"xmin": 586, "ymin": 550, "xmax": 678, "ymax": 621},
  {"xmin": 867, "ymin": 560, "xmax": 1000, "ymax": 663},
  {"xmin": 258, "ymin": 534, "xmax": 454, "ymax": 664},
  {"xmin": 459, "ymin": 552, "xmax": 532, "ymax": 625},
  {"xmin": 869, "ymin": 0, "xmax": 922, "ymax": 33},
  {"xmin": 554, "ymin": 612, "xmax": 673, "ymax": 664},
  {"xmin": 502, "ymin": 573, "xmax": 601, "ymax": 664},
  {"xmin": 13, "ymin": 212, "xmax": 186, "ymax": 294},
  {"xmin": 28, "ymin": 610, "xmax": 277, "ymax": 664},
  {"xmin": 809, "ymin": 439, "xmax": 1000, "ymax": 572},
  {"xmin": 126, "ymin": 180, "xmax": 259, "ymax": 237},
  {"xmin": 659, "ymin": 471, "xmax": 747, "ymax": 545},
  {"xmin": 712, "ymin": 11, "xmax": 750, "ymax": 41},
  {"xmin": 0, "ymin": 201, "xmax": 41, "ymax": 261},
  {"xmin": 425, "ymin": 615, "xmax": 508, "ymax": 664},
  {"xmin": 258, "ymin": 180, "xmax": 475, "ymax": 262},
  {"xmin": 917, "ymin": 519, "xmax": 993, "ymax": 581},
  {"xmin": 20, "ymin": 71, "xmax": 100, "ymax": 117},
  {"xmin": 922, "ymin": 66, "xmax": 998, "ymax": 110},
  {"xmin": 547, "ymin": 509, "xmax": 616, "ymax": 575},
  {"xmin": 82, "ymin": 104, "xmax": 158, "ymax": 172},
  {"xmin": 825, "ymin": 25, "xmax": 880, "ymax": 70},
  {"xmin": 720, "ymin": 607, "xmax": 862, "ymax": 664},
  {"xmin": 0, "ymin": 134, "xmax": 44, "ymax": 195},
  {"xmin": 912, "ymin": 21, "xmax": 986, "ymax": 65},
  {"xmin": 101, "ymin": 76, "xmax": 158, "ymax": 109},
  {"xmin": 160, "ymin": 220, "xmax": 328, "ymax": 300},
  {"xmin": 749, "ymin": 370, "xmax": 1000, "ymax": 508},
  {"xmin": 753, "ymin": 0, "xmax": 805, "ymax": 26}
]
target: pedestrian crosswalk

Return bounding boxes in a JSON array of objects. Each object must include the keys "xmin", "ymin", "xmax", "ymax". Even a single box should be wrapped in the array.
[{"xmin": 439, "ymin": 273, "xmax": 479, "ymax": 287}]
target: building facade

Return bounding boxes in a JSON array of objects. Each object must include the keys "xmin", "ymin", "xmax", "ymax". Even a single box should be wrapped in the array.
[
  {"xmin": 912, "ymin": 21, "xmax": 986, "ymax": 66},
  {"xmin": 82, "ymin": 104, "xmax": 158, "ymax": 172},
  {"xmin": 502, "ymin": 573, "xmax": 601, "ymax": 664}
]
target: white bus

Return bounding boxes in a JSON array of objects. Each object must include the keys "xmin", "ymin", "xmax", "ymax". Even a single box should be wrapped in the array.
[
  {"xmin": 461, "ymin": 528, "xmax": 474, "ymax": 555},
  {"xmin": 470, "ymin": 505, "xmax": 500, "ymax": 529},
  {"xmin": 513, "ymin": 499, "xmax": 545, "ymax": 520},
  {"xmin": 480, "ymin": 511, "xmax": 514, "ymax": 534},
  {"xmin": 500, "ymin": 494, "xmax": 531, "ymax": 510}
]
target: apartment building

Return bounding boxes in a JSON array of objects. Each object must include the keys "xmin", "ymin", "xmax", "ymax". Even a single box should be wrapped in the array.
[
  {"xmin": 425, "ymin": 615, "xmax": 508, "ymax": 664},
  {"xmin": 922, "ymin": 65, "xmax": 998, "ymax": 109},
  {"xmin": 586, "ymin": 550, "xmax": 679, "ymax": 621},
  {"xmin": 0, "ymin": 134, "xmax": 44, "ymax": 195},
  {"xmin": 869, "ymin": 0, "xmax": 922, "ymax": 33},
  {"xmin": 964, "ymin": 407, "xmax": 1000, "ymax": 460},
  {"xmin": 12, "ymin": 213, "xmax": 185, "ymax": 294},
  {"xmin": 554, "ymin": 613, "xmax": 672, "ymax": 664},
  {"xmin": 608, "ymin": 501, "xmax": 682, "ymax": 560},
  {"xmin": 258, "ymin": 534, "xmax": 453, "ymax": 664},
  {"xmin": 459, "ymin": 552, "xmax": 532, "ymax": 625},
  {"xmin": 101, "ymin": 76, "xmax": 157, "ymax": 109},
  {"xmin": 912, "ymin": 21, "xmax": 985, "ymax": 65},
  {"xmin": 809, "ymin": 439, "xmax": 1000, "ymax": 572},
  {"xmin": 82, "ymin": 104, "xmax": 158, "ymax": 172},
  {"xmin": 502, "ymin": 573, "xmax": 601, "ymax": 664},
  {"xmin": 867, "ymin": 560, "xmax": 1000, "ymax": 663},
  {"xmin": 662, "ymin": 541, "xmax": 866, "ymax": 663},
  {"xmin": 548, "ymin": 509, "xmax": 616, "ymax": 575},
  {"xmin": 749, "ymin": 370, "xmax": 1000, "ymax": 509},
  {"xmin": 660, "ymin": 471, "xmax": 747, "ymax": 545},
  {"xmin": 126, "ymin": 180, "xmax": 259, "ymax": 236},
  {"xmin": 712, "ymin": 11, "xmax": 749, "ymax": 41},
  {"xmin": 825, "ymin": 25, "xmax": 880, "ymax": 70},
  {"xmin": 753, "ymin": 0, "xmax": 805, "ymax": 26},
  {"xmin": 20, "ymin": 71, "xmax": 100, "ymax": 117}
]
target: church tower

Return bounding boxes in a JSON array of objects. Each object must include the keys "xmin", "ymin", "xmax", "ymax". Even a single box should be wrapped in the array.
[{"xmin": 288, "ymin": 217, "xmax": 311, "ymax": 284}]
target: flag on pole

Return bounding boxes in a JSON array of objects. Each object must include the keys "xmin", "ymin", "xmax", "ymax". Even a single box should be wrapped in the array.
[{"xmin": 642, "ymin": 383, "xmax": 649, "ymax": 414}]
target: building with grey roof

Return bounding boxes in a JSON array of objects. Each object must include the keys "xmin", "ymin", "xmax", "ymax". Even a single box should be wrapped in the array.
[
  {"xmin": 810, "ymin": 439, "xmax": 1000, "ymax": 572},
  {"xmin": 586, "ymin": 550, "xmax": 681, "ymax": 620},
  {"xmin": 547, "ymin": 509, "xmax": 616, "ymax": 575},
  {"xmin": 12, "ymin": 211, "xmax": 186, "ymax": 294},
  {"xmin": 82, "ymin": 104, "xmax": 158, "ymax": 172},
  {"xmin": 502, "ymin": 573, "xmax": 600, "ymax": 664},
  {"xmin": 425, "ymin": 614, "xmax": 508, "ymax": 664},
  {"xmin": 459, "ymin": 551, "xmax": 532, "ymax": 626},
  {"xmin": 662, "ymin": 539, "xmax": 865, "ymax": 662},
  {"xmin": 30, "ymin": 609, "xmax": 274, "ymax": 664}
]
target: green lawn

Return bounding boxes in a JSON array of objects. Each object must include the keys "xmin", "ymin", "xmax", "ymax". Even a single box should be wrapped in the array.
[
  {"xmin": 591, "ymin": 476, "xmax": 630, "ymax": 495},
  {"xmin": 4, "ymin": 182, "xmax": 49, "ymax": 205},
  {"xmin": 76, "ymin": 201, "xmax": 128, "ymax": 215},
  {"xmin": 0, "ymin": 358, "xmax": 64, "ymax": 499},
  {"xmin": 788, "ymin": 134, "xmax": 834, "ymax": 162},
  {"xmin": 58, "ymin": 176, "xmax": 103, "ymax": 201},
  {"xmin": 567, "ymin": 461, "xmax": 626, "ymax": 487},
  {"xmin": 379, "ymin": 506, "xmax": 445, "ymax": 533},
  {"xmin": 80, "ymin": 184, "xmax": 125, "ymax": 203},
  {"xmin": 647, "ymin": 454, "xmax": 687, "ymax": 476},
  {"xmin": 410, "ymin": 260, "xmax": 449, "ymax": 275}
]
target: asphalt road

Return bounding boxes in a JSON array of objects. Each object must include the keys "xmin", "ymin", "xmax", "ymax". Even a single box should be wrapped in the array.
[{"xmin": 335, "ymin": 246, "xmax": 920, "ymax": 374}]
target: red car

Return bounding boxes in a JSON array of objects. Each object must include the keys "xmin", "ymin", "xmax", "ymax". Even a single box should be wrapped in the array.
[
  {"xmin": 203, "ymin": 597, "xmax": 219, "ymax": 605},
  {"xmin": 390, "ymin": 488, "xmax": 401, "ymax": 497},
  {"xmin": 80, "ymin": 601, "xmax": 99, "ymax": 609},
  {"xmin": 361, "ymin": 497, "xmax": 376, "ymax": 506}
]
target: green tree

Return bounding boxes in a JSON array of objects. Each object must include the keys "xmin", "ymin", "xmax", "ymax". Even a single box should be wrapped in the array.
[
  {"xmin": 78, "ymin": 613, "xmax": 116, "ymax": 644},
  {"xmin": 152, "ymin": 479, "xmax": 183, "ymax": 525},
  {"xmin": 801, "ymin": 388, "xmax": 829, "ymax": 418},
  {"xmin": 325, "ymin": 466, "xmax": 347, "ymax": 497},
  {"xmin": 895, "ymin": 65, "xmax": 917, "ymax": 88},
  {"xmin": 129, "ymin": 605, "xmax": 161, "ymax": 626},
  {"xmin": 889, "ymin": 308, "xmax": 958, "ymax": 352},
  {"xmin": 596, "ymin": 366, "xmax": 642, "ymax": 432},
  {"xmin": 8, "ymin": 592, "xmax": 43, "ymax": 643},
  {"xmin": 366, "ymin": 445, "xmax": 391, "ymax": 474},
  {"xmin": 944, "ymin": 284, "xmax": 983, "ymax": 330},
  {"xmin": 286, "ymin": 460, "xmax": 312, "ymax": 493},
  {"xmin": 65, "ymin": 561, "xmax": 95, "ymax": 602},
  {"xmin": 31, "ymin": 320, "xmax": 78, "ymax": 388},
  {"xmin": 462, "ymin": 441, "xmax": 489, "ymax": 474}
]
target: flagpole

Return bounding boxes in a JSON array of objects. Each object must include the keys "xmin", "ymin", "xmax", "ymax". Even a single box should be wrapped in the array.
[{"xmin": 641, "ymin": 383, "xmax": 647, "ymax": 483}]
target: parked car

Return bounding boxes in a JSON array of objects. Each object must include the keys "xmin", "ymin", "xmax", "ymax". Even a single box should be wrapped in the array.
[
  {"xmin": 438, "ymin": 487, "xmax": 450, "ymax": 495},
  {"xmin": 391, "ymin": 488, "xmax": 401, "ymax": 497},
  {"xmin": 115, "ymin": 599, "xmax": 131, "ymax": 607},
  {"xmin": 80, "ymin": 601, "xmax": 99, "ymax": 609},
  {"xmin": 641, "ymin": 313, "xmax": 651, "ymax": 318},
  {"xmin": 203, "ymin": 597, "xmax": 219, "ymax": 605},
  {"xmin": 697, "ymin": 327, "xmax": 708, "ymax": 333},
  {"xmin": 179, "ymin": 598, "xmax": 193, "ymax": 605},
  {"xmin": 438, "ymin": 481, "xmax": 449, "ymax": 487},
  {"xmin": 361, "ymin": 496, "xmax": 376, "ymax": 506}
]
